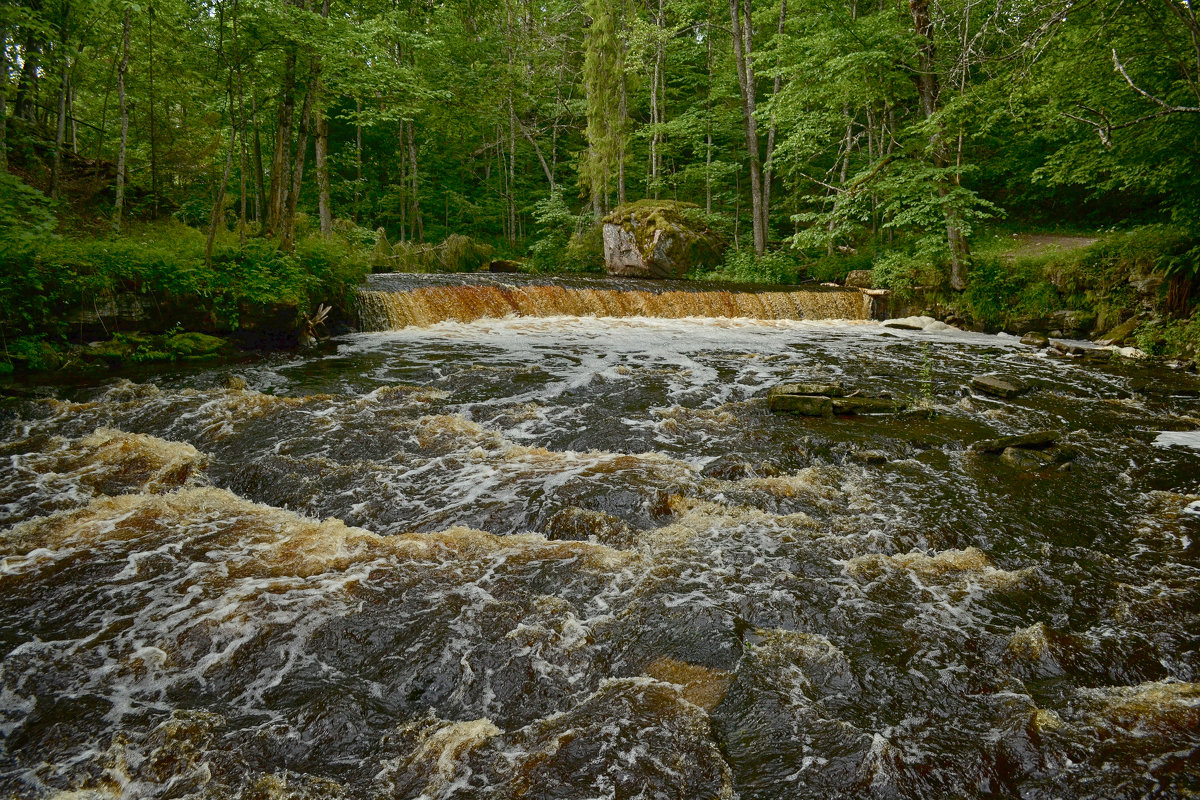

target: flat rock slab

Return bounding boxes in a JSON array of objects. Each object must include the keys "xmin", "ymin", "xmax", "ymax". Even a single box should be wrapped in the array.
[
  {"xmin": 768, "ymin": 394, "xmax": 833, "ymax": 416},
  {"xmin": 832, "ymin": 397, "xmax": 903, "ymax": 415},
  {"xmin": 971, "ymin": 430, "xmax": 1061, "ymax": 453},
  {"xmin": 970, "ymin": 374, "xmax": 1029, "ymax": 399},
  {"xmin": 769, "ymin": 382, "xmax": 846, "ymax": 398},
  {"xmin": 1021, "ymin": 332, "xmax": 1049, "ymax": 347}
]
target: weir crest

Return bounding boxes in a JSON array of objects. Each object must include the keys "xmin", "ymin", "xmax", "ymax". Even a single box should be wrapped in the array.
[{"xmin": 355, "ymin": 273, "xmax": 875, "ymax": 330}]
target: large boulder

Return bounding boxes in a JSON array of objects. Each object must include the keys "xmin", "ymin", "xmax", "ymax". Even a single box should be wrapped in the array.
[{"xmin": 602, "ymin": 200, "xmax": 722, "ymax": 279}]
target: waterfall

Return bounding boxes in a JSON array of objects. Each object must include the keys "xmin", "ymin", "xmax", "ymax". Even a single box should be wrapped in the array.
[{"xmin": 355, "ymin": 274, "xmax": 875, "ymax": 331}]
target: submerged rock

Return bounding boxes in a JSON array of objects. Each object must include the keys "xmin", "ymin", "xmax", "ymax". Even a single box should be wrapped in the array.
[
  {"xmin": 971, "ymin": 430, "xmax": 1060, "ymax": 453},
  {"xmin": 768, "ymin": 380, "xmax": 903, "ymax": 417},
  {"xmin": 602, "ymin": 200, "xmax": 722, "ymax": 279},
  {"xmin": 970, "ymin": 374, "xmax": 1029, "ymax": 399},
  {"xmin": 768, "ymin": 394, "xmax": 833, "ymax": 417},
  {"xmin": 1000, "ymin": 446, "xmax": 1055, "ymax": 469},
  {"xmin": 832, "ymin": 396, "xmax": 902, "ymax": 415}
]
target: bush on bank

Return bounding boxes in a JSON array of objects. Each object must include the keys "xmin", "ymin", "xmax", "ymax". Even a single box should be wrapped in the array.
[
  {"xmin": 1, "ymin": 216, "xmax": 371, "ymax": 375},
  {"xmin": 865, "ymin": 225, "xmax": 1200, "ymax": 360}
]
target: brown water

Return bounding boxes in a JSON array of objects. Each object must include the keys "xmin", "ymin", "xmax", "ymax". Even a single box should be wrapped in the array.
[
  {"xmin": 1, "ymin": 309, "xmax": 1198, "ymax": 799},
  {"xmin": 356, "ymin": 273, "xmax": 874, "ymax": 329}
]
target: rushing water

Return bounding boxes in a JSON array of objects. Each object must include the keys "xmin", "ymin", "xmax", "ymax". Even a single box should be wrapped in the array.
[
  {"xmin": 356, "ymin": 273, "xmax": 875, "ymax": 330},
  {"xmin": 1, "ymin": 305, "xmax": 1199, "ymax": 799}
]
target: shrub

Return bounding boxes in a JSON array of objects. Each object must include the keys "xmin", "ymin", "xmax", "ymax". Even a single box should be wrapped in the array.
[
  {"xmin": 691, "ymin": 247, "xmax": 802, "ymax": 284},
  {"xmin": 1133, "ymin": 315, "xmax": 1200, "ymax": 358},
  {"xmin": 528, "ymin": 190, "xmax": 601, "ymax": 273}
]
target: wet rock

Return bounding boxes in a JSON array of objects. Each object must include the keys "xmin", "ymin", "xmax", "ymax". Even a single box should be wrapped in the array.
[
  {"xmin": 1021, "ymin": 332, "xmax": 1049, "ymax": 347},
  {"xmin": 164, "ymin": 331, "xmax": 227, "ymax": 358},
  {"xmin": 832, "ymin": 396, "xmax": 902, "ymax": 415},
  {"xmin": 1000, "ymin": 446, "xmax": 1054, "ymax": 469},
  {"xmin": 602, "ymin": 200, "xmax": 723, "ymax": 280},
  {"xmin": 1050, "ymin": 340, "xmax": 1110, "ymax": 361},
  {"xmin": 882, "ymin": 319, "xmax": 925, "ymax": 331},
  {"xmin": 488, "ymin": 259, "xmax": 523, "ymax": 273},
  {"xmin": 643, "ymin": 656, "xmax": 733, "ymax": 711},
  {"xmin": 844, "ymin": 269, "xmax": 874, "ymax": 289},
  {"xmin": 545, "ymin": 506, "xmax": 635, "ymax": 549},
  {"xmin": 770, "ymin": 381, "xmax": 846, "ymax": 397},
  {"xmin": 768, "ymin": 394, "xmax": 832, "ymax": 416},
  {"xmin": 1047, "ymin": 309, "xmax": 1096, "ymax": 338},
  {"xmin": 1095, "ymin": 316, "xmax": 1141, "ymax": 346},
  {"xmin": 701, "ymin": 454, "xmax": 755, "ymax": 480},
  {"xmin": 971, "ymin": 430, "xmax": 1060, "ymax": 453},
  {"xmin": 970, "ymin": 374, "xmax": 1029, "ymax": 399}
]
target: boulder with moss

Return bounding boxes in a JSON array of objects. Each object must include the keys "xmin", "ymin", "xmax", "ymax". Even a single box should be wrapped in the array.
[{"xmin": 602, "ymin": 200, "xmax": 722, "ymax": 279}]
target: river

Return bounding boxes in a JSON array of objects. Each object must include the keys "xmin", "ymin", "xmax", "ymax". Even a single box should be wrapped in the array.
[{"xmin": 1, "ymin": 282, "xmax": 1198, "ymax": 798}]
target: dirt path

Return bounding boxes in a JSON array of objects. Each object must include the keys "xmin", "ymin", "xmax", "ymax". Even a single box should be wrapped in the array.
[{"xmin": 999, "ymin": 233, "xmax": 1100, "ymax": 260}]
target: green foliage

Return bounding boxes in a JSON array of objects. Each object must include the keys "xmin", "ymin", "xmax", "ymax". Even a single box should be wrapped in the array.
[
  {"xmin": 805, "ymin": 247, "xmax": 876, "ymax": 283},
  {"xmin": 958, "ymin": 256, "xmax": 1061, "ymax": 330},
  {"xmin": 528, "ymin": 190, "xmax": 603, "ymax": 273},
  {"xmin": 0, "ymin": 221, "xmax": 371, "ymax": 369},
  {"xmin": 1133, "ymin": 315, "xmax": 1200, "ymax": 359},
  {"xmin": 692, "ymin": 248, "xmax": 802, "ymax": 285},
  {"xmin": 389, "ymin": 235, "xmax": 495, "ymax": 273},
  {"xmin": 0, "ymin": 173, "xmax": 57, "ymax": 245},
  {"xmin": 870, "ymin": 238, "xmax": 951, "ymax": 292},
  {"xmin": 2, "ymin": 336, "xmax": 62, "ymax": 372}
]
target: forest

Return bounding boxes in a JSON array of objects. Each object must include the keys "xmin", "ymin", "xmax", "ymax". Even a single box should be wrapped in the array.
[{"xmin": 1, "ymin": 0, "xmax": 1199, "ymax": 371}]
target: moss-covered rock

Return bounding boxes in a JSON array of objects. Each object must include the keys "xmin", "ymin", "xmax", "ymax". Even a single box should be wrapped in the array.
[
  {"xmin": 163, "ymin": 332, "xmax": 227, "ymax": 358},
  {"xmin": 602, "ymin": 200, "xmax": 722, "ymax": 279}
]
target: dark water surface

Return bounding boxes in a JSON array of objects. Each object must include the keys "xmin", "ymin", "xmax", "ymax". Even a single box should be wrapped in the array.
[{"xmin": 1, "ymin": 316, "xmax": 1198, "ymax": 799}]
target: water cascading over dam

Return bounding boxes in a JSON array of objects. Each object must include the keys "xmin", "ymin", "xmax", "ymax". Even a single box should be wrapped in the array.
[{"xmin": 356, "ymin": 272, "xmax": 875, "ymax": 330}]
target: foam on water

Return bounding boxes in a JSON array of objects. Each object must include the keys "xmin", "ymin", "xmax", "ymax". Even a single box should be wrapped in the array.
[{"xmin": 1, "ymin": 315, "xmax": 1198, "ymax": 798}]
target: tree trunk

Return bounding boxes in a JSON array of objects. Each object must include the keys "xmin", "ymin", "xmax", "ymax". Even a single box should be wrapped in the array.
[
  {"xmin": 265, "ymin": 39, "xmax": 296, "ymax": 237},
  {"xmin": 910, "ymin": 0, "xmax": 969, "ymax": 290},
  {"xmin": 114, "ymin": 7, "xmax": 131, "ymax": 232},
  {"xmin": 148, "ymin": 2, "xmax": 159, "ymax": 214},
  {"xmin": 206, "ymin": 125, "xmax": 236, "ymax": 266},
  {"xmin": 762, "ymin": 0, "xmax": 786, "ymax": 226},
  {"xmin": 280, "ymin": 73, "xmax": 315, "ymax": 252},
  {"xmin": 730, "ymin": 0, "xmax": 766, "ymax": 255},
  {"xmin": 251, "ymin": 92, "xmax": 265, "ymax": 225},
  {"xmin": 354, "ymin": 97, "xmax": 362, "ymax": 221},
  {"xmin": 705, "ymin": 20, "xmax": 713, "ymax": 215},
  {"xmin": 618, "ymin": 73, "xmax": 627, "ymax": 205},
  {"xmin": 316, "ymin": 110, "xmax": 331, "ymax": 235},
  {"xmin": 315, "ymin": 0, "xmax": 332, "ymax": 236},
  {"xmin": 50, "ymin": 61, "xmax": 69, "ymax": 199},
  {"xmin": 1, "ymin": 24, "xmax": 10, "ymax": 171},
  {"xmin": 407, "ymin": 118, "xmax": 423, "ymax": 242},
  {"xmin": 14, "ymin": 36, "xmax": 40, "ymax": 122}
]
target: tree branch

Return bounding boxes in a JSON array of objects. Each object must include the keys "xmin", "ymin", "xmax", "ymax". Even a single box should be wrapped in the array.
[{"xmin": 1112, "ymin": 49, "xmax": 1200, "ymax": 113}]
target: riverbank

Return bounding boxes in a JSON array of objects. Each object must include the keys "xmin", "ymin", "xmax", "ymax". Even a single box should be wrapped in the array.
[
  {"xmin": 3, "ymin": 218, "xmax": 1197, "ymax": 377},
  {"xmin": 0, "ymin": 220, "xmax": 371, "ymax": 378}
]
